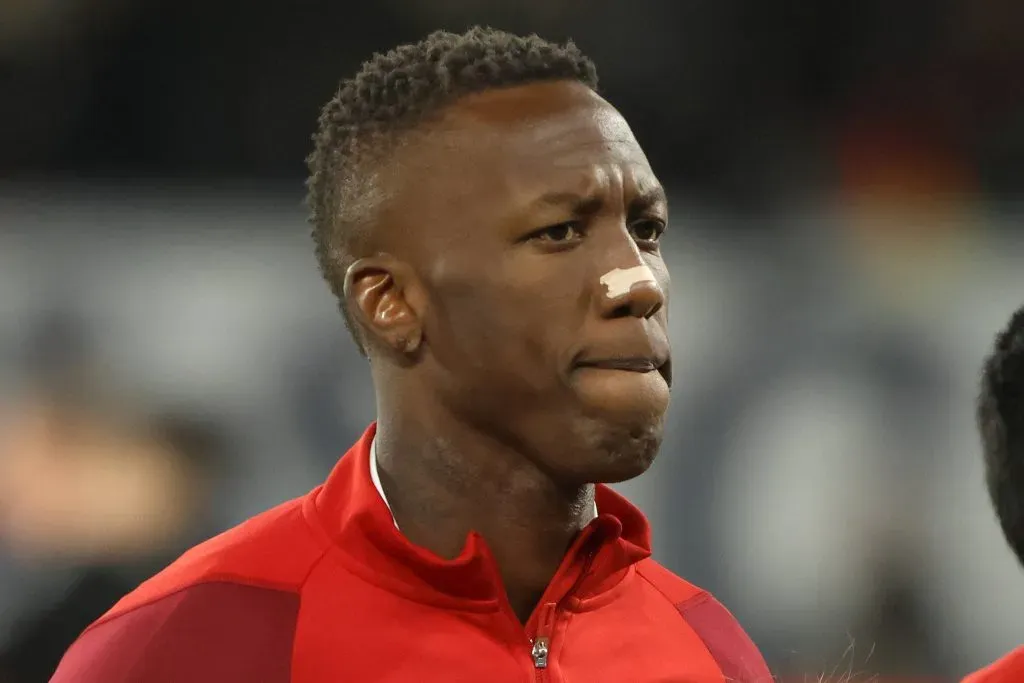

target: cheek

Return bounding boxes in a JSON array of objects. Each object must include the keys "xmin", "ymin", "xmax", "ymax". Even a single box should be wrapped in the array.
[
  {"xmin": 430, "ymin": 283, "xmax": 546, "ymax": 364},
  {"xmin": 649, "ymin": 255, "xmax": 670, "ymax": 288},
  {"xmin": 423, "ymin": 247, "xmax": 589, "ymax": 382},
  {"xmin": 649, "ymin": 257, "xmax": 671, "ymax": 309},
  {"xmin": 425, "ymin": 277, "xmax": 571, "ymax": 390}
]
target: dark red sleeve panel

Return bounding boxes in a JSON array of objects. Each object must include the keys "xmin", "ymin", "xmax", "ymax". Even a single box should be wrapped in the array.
[
  {"xmin": 49, "ymin": 581, "xmax": 299, "ymax": 683},
  {"xmin": 678, "ymin": 593, "xmax": 774, "ymax": 683}
]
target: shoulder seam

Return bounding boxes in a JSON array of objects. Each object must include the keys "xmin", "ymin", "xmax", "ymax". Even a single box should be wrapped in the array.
[
  {"xmin": 287, "ymin": 536, "xmax": 332, "ymax": 677},
  {"xmin": 297, "ymin": 541, "xmax": 331, "ymax": 591},
  {"xmin": 635, "ymin": 563, "xmax": 710, "ymax": 614},
  {"xmin": 80, "ymin": 577, "xmax": 301, "ymax": 637},
  {"xmin": 676, "ymin": 589, "xmax": 713, "ymax": 614},
  {"xmin": 635, "ymin": 566, "xmax": 724, "ymax": 671}
]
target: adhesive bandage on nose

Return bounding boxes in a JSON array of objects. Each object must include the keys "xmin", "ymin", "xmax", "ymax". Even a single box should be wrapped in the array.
[{"xmin": 599, "ymin": 265, "xmax": 658, "ymax": 299}]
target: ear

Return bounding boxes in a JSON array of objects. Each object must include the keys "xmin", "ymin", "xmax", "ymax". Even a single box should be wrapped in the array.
[{"xmin": 343, "ymin": 255, "xmax": 425, "ymax": 357}]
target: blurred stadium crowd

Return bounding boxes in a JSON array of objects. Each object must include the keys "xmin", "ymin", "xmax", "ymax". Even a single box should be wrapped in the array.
[{"xmin": 1, "ymin": 0, "xmax": 1022, "ymax": 680}]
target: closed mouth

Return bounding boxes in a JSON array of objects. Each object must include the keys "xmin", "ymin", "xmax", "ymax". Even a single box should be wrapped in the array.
[{"xmin": 576, "ymin": 358, "xmax": 661, "ymax": 373}]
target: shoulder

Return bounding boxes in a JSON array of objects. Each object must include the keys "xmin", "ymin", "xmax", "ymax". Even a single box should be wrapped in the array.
[
  {"xmin": 635, "ymin": 558, "xmax": 773, "ymax": 683},
  {"xmin": 105, "ymin": 491, "xmax": 325, "ymax": 621},
  {"xmin": 963, "ymin": 647, "xmax": 1024, "ymax": 683},
  {"xmin": 50, "ymin": 493, "xmax": 328, "ymax": 682},
  {"xmin": 49, "ymin": 581, "xmax": 300, "ymax": 682}
]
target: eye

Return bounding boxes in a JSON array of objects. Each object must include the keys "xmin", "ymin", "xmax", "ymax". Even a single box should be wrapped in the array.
[
  {"xmin": 630, "ymin": 219, "xmax": 666, "ymax": 244},
  {"xmin": 530, "ymin": 221, "xmax": 584, "ymax": 244}
]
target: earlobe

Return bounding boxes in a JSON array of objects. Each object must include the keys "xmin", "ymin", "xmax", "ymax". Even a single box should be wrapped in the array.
[{"xmin": 344, "ymin": 257, "xmax": 424, "ymax": 356}]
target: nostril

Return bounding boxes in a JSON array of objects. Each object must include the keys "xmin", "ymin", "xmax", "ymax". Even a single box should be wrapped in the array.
[{"xmin": 611, "ymin": 303, "xmax": 631, "ymax": 318}]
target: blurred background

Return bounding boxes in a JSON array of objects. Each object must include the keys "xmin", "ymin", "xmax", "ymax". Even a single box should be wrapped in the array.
[{"xmin": 1, "ymin": 0, "xmax": 1022, "ymax": 680}]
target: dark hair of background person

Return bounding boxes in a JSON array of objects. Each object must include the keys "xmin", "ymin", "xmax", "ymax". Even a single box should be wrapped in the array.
[{"xmin": 978, "ymin": 304, "xmax": 1024, "ymax": 569}]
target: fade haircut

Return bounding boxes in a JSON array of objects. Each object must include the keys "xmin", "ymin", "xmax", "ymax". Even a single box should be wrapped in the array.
[
  {"xmin": 978, "ymin": 304, "xmax": 1024, "ymax": 569},
  {"xmin": 305, "ymin": 27, "xmax": 599, "ymax": 353}
]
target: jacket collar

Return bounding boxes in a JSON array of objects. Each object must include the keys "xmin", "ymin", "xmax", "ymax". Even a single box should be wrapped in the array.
[
  {"xmin": 368, "ymin": 439, "xmax": 400, "ymax": 530},
  {"xmin": 312, "ymin": 423, "xmax": 652, "ymax": 607}
]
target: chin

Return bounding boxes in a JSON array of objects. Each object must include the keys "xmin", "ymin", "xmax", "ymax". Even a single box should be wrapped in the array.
[
  {"xmin": 597, "ymin": 428, "xmax": 662, "ymax": 483},
  {"xmin": 558, "ymin": 417, "xmax": 664, "ymax": 485}
]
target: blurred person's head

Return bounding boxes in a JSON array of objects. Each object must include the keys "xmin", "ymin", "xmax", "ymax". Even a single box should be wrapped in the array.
[
  {"xmin": 978, "ymin": 303, "xmax": 1024, "ymax": 568},
  {"xmin": 0, "ymin": 397, "xmax": 223, "ymax": 563},
  {"xmin": 305, "ymin": 27, "xmax": 671, "ymax": 487},
  {"xmin": 0, "ymin": 306, "xmax": 223, "ymax": 563}
]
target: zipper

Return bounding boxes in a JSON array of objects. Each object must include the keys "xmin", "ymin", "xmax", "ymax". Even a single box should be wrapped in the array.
[
  {"xmin": 531, "ymin": 601, "xmax": 555, "ymax": 681},
  {"xmin": 531, "ymin": 636, "xmax": 550, "ymax": 669},
  {"xmin": 531, "ymin": 602, "xmax": 555, "ymax": 669},
  {"xmin": 529, "ymin": 549, "xmax": 598, "ymax": 678}
]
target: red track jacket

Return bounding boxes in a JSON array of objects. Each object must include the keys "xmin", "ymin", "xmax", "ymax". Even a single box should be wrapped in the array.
[
  {"xmin": 51, "ymin": 424, "xmax": 771, "ymax": 682},
  {"xmin": 963, "ymin": 647, "xmax": 1024, "ymax": 683}
]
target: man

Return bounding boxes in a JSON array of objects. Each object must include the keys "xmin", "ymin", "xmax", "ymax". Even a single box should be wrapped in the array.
[
  {"xmin": 51, "ymin": 27, "xmax": 771, "ymax": 682},
  {"xmin": 964, "ymin": 304, "xmax": 1024, "ymax": 682}
]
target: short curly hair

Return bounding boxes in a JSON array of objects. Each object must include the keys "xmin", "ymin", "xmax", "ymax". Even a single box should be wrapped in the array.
[
  {"xmin": 978, "ymin": 304, "xmax": 1024, "ymax": 569},
  {"xmin": 305, "ymin": 27, "xmax": 599, "ymax": 353}
]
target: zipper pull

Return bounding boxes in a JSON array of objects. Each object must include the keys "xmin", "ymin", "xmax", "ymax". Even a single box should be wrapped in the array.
[
  {"xmin": 531, "ymin": 637, "xmax": 549, "ymax": 669},
  {"xmin": 530, "ymin": 602, "xmax": 556, "ymax": 669}
]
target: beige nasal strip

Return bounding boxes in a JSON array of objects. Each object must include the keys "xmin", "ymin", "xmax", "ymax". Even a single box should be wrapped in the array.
[{"xmin": 599, "ymin": 265, "xmax": 657, "ymax": 299}]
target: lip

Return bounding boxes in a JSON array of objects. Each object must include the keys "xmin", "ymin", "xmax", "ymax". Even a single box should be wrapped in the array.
[
  {"xmin": 573, "ymin": 347, "xmax": 672, "ymax": 386},
  {"xmin": 576, "ymin": 358, "xmax": 661, "ymax": 373}
]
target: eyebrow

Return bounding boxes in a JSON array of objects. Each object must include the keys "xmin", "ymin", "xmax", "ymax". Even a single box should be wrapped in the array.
[
  {"xmin": 531, "ymin": 186, "xmax": 668, "ymax": 215},
  {"xmin": 631, "ymin": 186, "xmax": 668, "ymax": 212}
]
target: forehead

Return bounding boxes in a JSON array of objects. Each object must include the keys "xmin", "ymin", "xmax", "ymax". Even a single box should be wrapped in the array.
[
  {"xmin": 445, "ymin": 82, "xmax": 644, "ymax": 163},
  {"xmin": 394, "ymin": 82, "xmax": 657, "ymax": 215}
]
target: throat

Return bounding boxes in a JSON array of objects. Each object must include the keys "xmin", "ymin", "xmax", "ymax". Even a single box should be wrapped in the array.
[
  {"xmin": 372, "ymin": 433, "xmax": 597, "ymax": 621},
  {"xmin": 509, "ymin": 587, "xmax": 549, "ymax": 625}
]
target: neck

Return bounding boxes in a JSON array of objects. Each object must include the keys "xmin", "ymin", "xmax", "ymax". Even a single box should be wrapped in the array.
[{"xmin": 372, "ymin": 406, "xmax": 595, "ymax": 622}]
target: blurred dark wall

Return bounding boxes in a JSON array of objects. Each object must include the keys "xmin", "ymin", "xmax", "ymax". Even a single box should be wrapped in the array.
[{"xmin": 2, "ymin": 0, "xmax": 1021, "ymax": 210}]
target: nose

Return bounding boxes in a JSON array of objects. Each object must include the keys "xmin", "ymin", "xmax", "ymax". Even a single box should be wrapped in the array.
[{"xmin": 598, "ymin": 263, "xmax": 665, "ymax": 320}]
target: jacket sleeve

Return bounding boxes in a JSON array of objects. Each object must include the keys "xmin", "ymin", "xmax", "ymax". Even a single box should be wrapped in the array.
[
  {"xmin": 677, "ymin": 592, "xmax": 774, "ymax": 683},
  {"xmin": 962, "ymin": 647, "xmax": 1024, "ymax": 683},
  {"xmin": 49, "ymin": 581, "xmax": 300, "ymax": 683}
]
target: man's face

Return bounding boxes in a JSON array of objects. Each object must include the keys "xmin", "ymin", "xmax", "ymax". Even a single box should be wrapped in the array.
[{"xmin": 382, "ymin": 81, "xmax": 671, "ymax": 485}]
